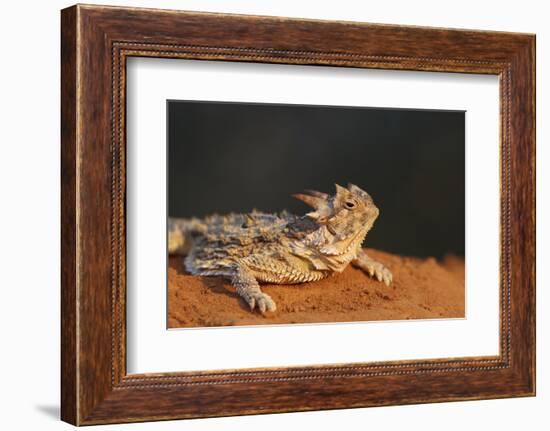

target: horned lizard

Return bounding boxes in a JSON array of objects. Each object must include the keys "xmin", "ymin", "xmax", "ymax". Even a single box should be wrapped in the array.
[{"xmin": 168, "ymin": 183, "xmax": 392, "ymax": 313}]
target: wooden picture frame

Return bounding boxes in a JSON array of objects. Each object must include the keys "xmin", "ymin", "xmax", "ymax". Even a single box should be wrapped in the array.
[{"xmin": 61, "ymin": 4, "xmax": 535, "ymax": 425}]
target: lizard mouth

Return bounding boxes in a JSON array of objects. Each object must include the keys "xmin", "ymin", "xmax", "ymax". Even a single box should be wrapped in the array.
[{"xmin": 325, "ymin": 222, "xmax": 337, "ymax": 236}]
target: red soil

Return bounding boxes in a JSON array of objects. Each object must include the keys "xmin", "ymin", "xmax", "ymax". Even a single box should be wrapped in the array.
[{"xmin": 168, "ymin": 248, "xmax": 464, "ymax": 328}]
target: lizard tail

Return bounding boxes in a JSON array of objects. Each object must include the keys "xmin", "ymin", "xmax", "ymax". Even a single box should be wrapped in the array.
[{"xmin": 168, "ymin": 217, "xmax": 204, "ymax": 255}]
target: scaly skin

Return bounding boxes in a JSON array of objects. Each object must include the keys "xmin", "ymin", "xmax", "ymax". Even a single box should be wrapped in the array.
[{"xmin": 169, "ymin": 183, "xmax": 392, "ymax": 313}]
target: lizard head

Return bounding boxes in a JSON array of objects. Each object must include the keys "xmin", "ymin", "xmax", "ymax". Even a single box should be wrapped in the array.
[{"xmin": 293, "ymin": 183, "xmax": 379, "ymax": 242}]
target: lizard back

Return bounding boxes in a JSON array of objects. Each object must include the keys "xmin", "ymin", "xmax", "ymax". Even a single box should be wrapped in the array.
[{"xmin": 177, "ymin": 211, "xmax": 304, "ymax": 276}]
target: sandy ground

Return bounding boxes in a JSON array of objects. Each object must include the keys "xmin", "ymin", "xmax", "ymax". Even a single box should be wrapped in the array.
[{"xmin": 168, "ymin": 248, "xmax": 464, "ymax": 328}]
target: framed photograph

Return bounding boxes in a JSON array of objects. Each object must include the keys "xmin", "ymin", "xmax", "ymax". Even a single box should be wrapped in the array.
[{"xmin": 61, "ymin": 4, "xmax": 535, "ymax": 425}]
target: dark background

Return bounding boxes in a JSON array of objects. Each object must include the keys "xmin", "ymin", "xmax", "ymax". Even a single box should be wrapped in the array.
[{"xmin": 168, "ymin": 100, "xmax": 465, "ymax": 259}]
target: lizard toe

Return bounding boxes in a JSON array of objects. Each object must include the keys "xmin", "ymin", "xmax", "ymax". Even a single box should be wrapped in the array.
[
  {"xmin": 366, "ymin": 262, "xmax": 393, "ymax": 286},
  {"xmin": 265, "ymin": 297, "xmax": 276, "ymax": 312},
  {"xmin": 249, "ymin": 292, "xmax": 276, "ymax": 314},
  {"xmin": 258, "ymin": 299, "xmax": 267, "ymax": 313},
  {"xmin": 377, "ymin": 267, "xmax": 392, "ymax": 286},
  {"xmin": 247, "ymin": 297, "xmax": 256, "ymax": 311}
]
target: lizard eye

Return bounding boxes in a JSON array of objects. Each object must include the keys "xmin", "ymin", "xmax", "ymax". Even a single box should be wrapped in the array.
[{"xmin": 344, "ymin": 201, "xmax": 356, "ymax": 209}]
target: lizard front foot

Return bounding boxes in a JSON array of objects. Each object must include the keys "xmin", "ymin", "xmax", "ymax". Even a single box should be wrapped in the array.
[
  {"xmin": 352, "ymin": 250, "xmax": 393, "ymax": 286},
  {"xmin": 232, "ymin": 263, "xmax": 277, "ymax": 314},
  {"xmin": 363, "ymin": 260, "xmax": 393, "ymax": 286},
  {"xmin": 245, "ymin": 291, "xmax": 277, "ymax": 313}
]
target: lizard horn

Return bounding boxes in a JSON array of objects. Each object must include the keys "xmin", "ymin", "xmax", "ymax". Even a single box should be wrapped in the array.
[
  {"xmin": 347, "ymin": 183, "xmax": 373, "ymax": 201},
  {"xmin": 292, "ymin": 193, "xmax": 325, "ymax": 209},
  {"xmin": 304, "ymin": 189, "xmax": 329, "ymax": 199},
  {"xmin": 334, "ymin": 183, "xmax": 348, "ymax": 198}
]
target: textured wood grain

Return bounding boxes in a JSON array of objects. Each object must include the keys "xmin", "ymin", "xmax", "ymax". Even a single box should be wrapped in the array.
[
  {"xmin": 61, "ymin": 4, "xmax": 535, "ymax": 425},
  {"xmin": 60, "ymin": 6, "xmax": 78, "ymax": 425}
]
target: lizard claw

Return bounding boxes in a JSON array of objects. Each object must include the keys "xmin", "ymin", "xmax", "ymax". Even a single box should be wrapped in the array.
[{"xmin": 382, "ymin": 270, "xmax": 393, "ymax": 286}]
